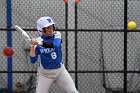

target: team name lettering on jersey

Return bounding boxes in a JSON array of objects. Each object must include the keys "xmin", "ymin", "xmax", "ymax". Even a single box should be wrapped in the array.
[{"xmin": 40, "ymin": 48, "xmax": 55, "ymax": 53}]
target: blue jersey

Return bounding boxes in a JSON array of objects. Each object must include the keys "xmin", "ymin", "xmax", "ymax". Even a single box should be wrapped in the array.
[{"xmin": 29, "ymin": 31, "xmax": 62, "ymax": 69}]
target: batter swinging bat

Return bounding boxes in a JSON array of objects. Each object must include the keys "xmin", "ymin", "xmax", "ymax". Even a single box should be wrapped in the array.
[{"xmin": 14, "ymin": 25, "xmax": 30, "ymax": 39}]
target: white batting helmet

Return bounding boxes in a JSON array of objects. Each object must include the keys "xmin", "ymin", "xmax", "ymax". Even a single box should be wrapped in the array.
[{"xmin": 37, "ymin": 16, "xmax": 55, "ymax": 34}]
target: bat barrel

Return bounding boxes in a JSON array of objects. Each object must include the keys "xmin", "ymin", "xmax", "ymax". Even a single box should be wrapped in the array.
[{"xmin": 14, "ymin": 25, "xmax": 30, "ymax": 39}]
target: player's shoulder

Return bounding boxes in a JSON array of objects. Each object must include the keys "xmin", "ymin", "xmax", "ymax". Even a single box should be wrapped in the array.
[
  {"xmin": 37, "ymin": 36, "xmax": 43, "ymax": 41},
  {"xmin": 54, "ymin": 31, "xmax": 61, "ymax": 35},
  {"xmin": 54, "ymin": 31, "xmax": 61, "ymax": 38}
]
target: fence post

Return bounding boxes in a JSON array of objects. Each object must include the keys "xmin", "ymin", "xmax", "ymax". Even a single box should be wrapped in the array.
[
  {"xmin": 6, "ymin": 0, "xmax": 13, "ymax": 92},
  {"xmin": 124, "ymin": 0, "xmax": 128, "ymax": 92}
]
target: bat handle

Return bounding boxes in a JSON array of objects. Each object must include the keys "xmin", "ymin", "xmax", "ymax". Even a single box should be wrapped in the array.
[{"xmin": 29, "ymin": 37, "xmax": 32, "ymax": 39}]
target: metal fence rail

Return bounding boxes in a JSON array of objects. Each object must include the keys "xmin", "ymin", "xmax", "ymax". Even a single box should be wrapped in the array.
[{"xmin": 1, "ymin": 0, "xmax": 140, "ymax": 93}]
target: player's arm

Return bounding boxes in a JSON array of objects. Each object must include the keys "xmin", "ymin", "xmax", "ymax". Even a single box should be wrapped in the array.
[
  {"xmin": 29, "ymin": 45, "xmax": 36, "ymax": 57},
  {"xmin": 29, "ymin": 45, "xmax": 39, "ymax": 63},
  {"xmin": 33, "ymin": 41, "xmax": 54, "ymax": 48},
  {"xmin": 35, "ymin": 31, "xmax": 62, "ymax": 48},
  {"xmin": 42, "ymin": 42, "xmax": 54, "ymax": 48},
  {"xmin": 52, "ymin": 31, "xmax": 62, "ymax": 47},
  {"xmin": 41, "ymin": 40, "xmax": 61, "ymax": 48}
]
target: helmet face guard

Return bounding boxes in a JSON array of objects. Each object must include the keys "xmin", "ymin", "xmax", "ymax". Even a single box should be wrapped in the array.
[
  {"xmin": 42, "ymin": 24, "xmax": 55, "ymax": 33},
  {"xmin": 37, "ymin": 16, "xmax": 55, "ymax": 35}
]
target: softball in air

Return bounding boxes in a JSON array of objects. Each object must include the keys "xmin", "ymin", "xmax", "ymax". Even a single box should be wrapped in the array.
[{"xmin": 128, "ymin": 21, "xmax": 137, "ymax": 30}]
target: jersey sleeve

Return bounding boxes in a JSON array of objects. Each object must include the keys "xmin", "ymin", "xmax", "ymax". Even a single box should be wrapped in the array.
[
  {"xmin": 29, "ymin": 45, "xmax": 39, "ymax": 63},
  {"xmin": 53, "ymin": 31, "xmax": 62, "ymax": 47}
]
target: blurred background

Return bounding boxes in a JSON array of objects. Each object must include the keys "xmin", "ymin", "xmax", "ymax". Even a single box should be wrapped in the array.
[{"xmin": 1, "ymin": 0, "xmax": 140, "ymax": 93}]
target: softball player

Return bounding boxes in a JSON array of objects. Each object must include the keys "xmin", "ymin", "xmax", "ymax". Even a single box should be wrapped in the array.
[{"xmin": 29, "ymin": 16, "xmax": 79, "ymax": 93}]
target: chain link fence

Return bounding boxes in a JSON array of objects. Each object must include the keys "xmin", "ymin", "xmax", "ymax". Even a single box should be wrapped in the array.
[{"xmin": 1, "ymin": 0, "xmax": 140, "ymax": 93}]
